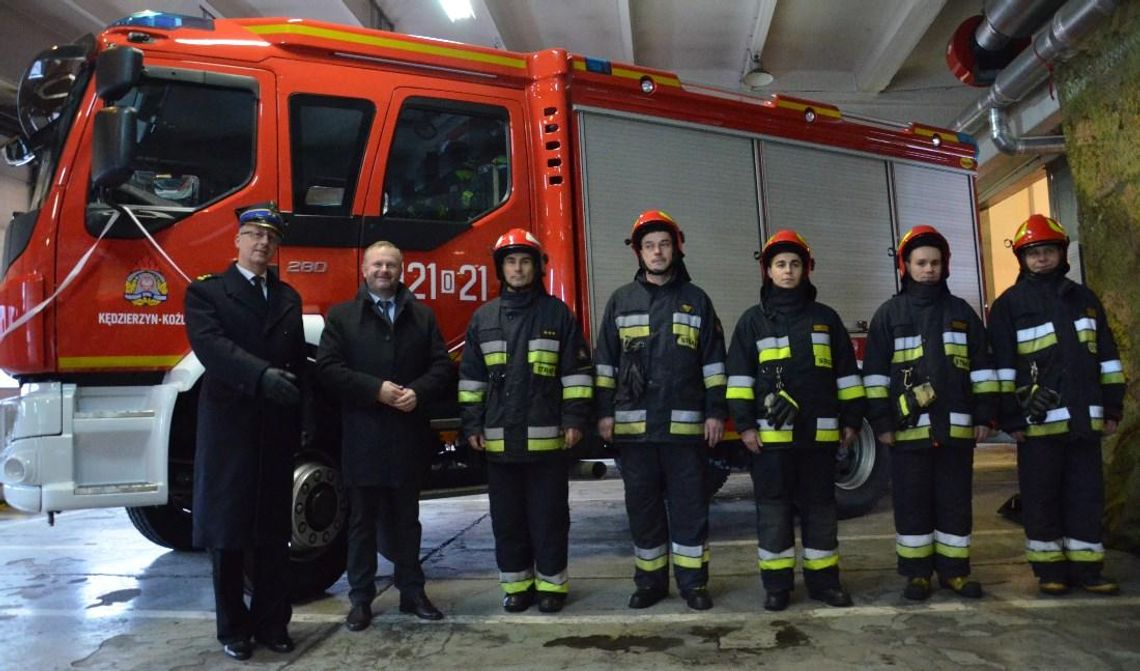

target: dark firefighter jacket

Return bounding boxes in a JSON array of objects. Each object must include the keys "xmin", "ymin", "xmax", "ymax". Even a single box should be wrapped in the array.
[
  {"xmin": 594, "ymin": 266, "xmax": 727, "ymax": 443},
  {"xmin": 863, "ymin": 280, "xmax": 997, "ymax": 449},
  {"xmin": 458, "ymin": 287, "xmax": 593, "ymax": 462},
  {"xmin": 988, "ymin": 271, "xmax": 1125, "ymax": 439},
  {"xmin": 726, "ymin": 284, "xmax": 866, "ymax": 448}
]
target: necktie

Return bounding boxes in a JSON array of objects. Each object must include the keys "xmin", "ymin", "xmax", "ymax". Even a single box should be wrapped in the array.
[
  {"xmin": 377, "ymin": 300, "xmax": 393, "ymax": 324},
  {"xmin": 252, "ymin": 275, "xmax": 267, "ymax": 301}
]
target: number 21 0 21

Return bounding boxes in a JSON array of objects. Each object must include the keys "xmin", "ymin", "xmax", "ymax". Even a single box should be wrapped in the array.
[{"xmin": 405, "ymin": 262, "xmax": 488, "ymax": 302}]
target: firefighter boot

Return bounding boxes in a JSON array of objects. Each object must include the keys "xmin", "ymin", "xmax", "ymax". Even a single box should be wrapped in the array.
[
  {"xmin": 682, "ymin": 587, "xmax": 713, "ymax": 611},
  {"xmin": 1078, "ymin": 575, "xmax": 1120, "ymax": 596},
  {"xmin": 764, "ymin": 590, "xmax": 790, "ymax": 612},
  {"xmin": 809, "ymin": 586, "xmax": 853, "ymax": 608},
  {"xmin": 538, "ymin": 592, "xmax": 568, "ymax": 613},
  {"xmin": 628, "ymin": 587, "xmax": 668, "ymax": 609},
  {"xmin": 939, "ymin": 575, "xmax": 983, "ymax": 598},
  {"xmin": 903, "ymin": 576, "xmax": 932, "ymax": 601},
  {"xmin": 1037, "ymin": 579, "xmax": 1070, "ymax": 596},
  {"xmin": 503, "ymin": 587, "xmax": 536, "ymax": 612}
]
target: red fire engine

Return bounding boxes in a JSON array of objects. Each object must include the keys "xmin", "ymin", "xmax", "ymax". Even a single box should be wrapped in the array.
[{"xmin": 0, "ymin": 12, "xmax": 983, "ymax": 597}]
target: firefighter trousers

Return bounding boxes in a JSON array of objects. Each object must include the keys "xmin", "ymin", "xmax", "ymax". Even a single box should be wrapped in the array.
[
  {"xmin": 750, "ymin": 445, "xmax": 841, "ymax": 593},
  {"xmin": 1017, "ymin": 437, "xmax": 1106, "ymax": 583},
  {"xmin": 891, "ymin": 445, "xmax": 974, "ymax": 579},
  {"xmin": 486, "ymin": 456, "xmax": 571, "ymax": 595},
  {"xmin": 619, "ymin": 442, "xmax": 709, "ymax": 594}
]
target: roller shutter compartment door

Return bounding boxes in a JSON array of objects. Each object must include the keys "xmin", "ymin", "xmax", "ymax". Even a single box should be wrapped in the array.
[
  {"xmin": 760, "ymin": 141, "xmax": 896, "ymax": 329},
  {"xmin": 892, "ymin": 163, "xmax": 983, "ymax": 316},
  {"xmin": 578, "ymin": 111, "xmax": 762, "ymax": 339}
]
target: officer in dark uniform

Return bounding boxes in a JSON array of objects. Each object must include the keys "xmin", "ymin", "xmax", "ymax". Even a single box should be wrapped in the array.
[
  {"xmin": 594, "ymin": 210, "xmax": 727, "ymax": 611},
  {"xmin": 184, "ymin": 202, "xmax": 305, "ymax": 661},
  {"xmin": 863, "ymin": 225, "xmax": 997, "ymax": 601},
  {"xmin": 989, "ymin": 215, "xmax": 1124, "ymax": 596},
  {"xmin": 459, "ymin": 228, "xmax": 593, "ymax": 613}
]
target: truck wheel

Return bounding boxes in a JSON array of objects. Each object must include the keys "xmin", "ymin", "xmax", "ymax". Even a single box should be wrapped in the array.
[
  {"xmin": 834, "ymin": 420, "xmax": 890, "ymax": 520},
  {"xmin": 242, "ymin": 458, "xmax": 349, "ymax": 601},
  {"xmin": 126, "ymin": 503, "xmax": 196, "ymax": 551},
  {"xmin": 705, "ymin": 457, "xmax": 731, "ymax": 501},
  {"xmin": 284, "ymin": 459, "xmax": 349, "ymax": 600}
]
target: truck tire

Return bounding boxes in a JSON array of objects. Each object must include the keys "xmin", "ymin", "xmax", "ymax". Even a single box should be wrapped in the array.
[
  {"xmin": 705, "ymin": 457, "xmax": 731, "ymax": 501},
  {"xmin": 126, "ymin": 503, "xmax": 196, "ymax": 551},
  {"xmin": 282, "ymin": 458, "xmax": 349, "ymax": 600},
  {"xmin": 834, "ymin": 420, "xmax": 891, "ymax": 519}
]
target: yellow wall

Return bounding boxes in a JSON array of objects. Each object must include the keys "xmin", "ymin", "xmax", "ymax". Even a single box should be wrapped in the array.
[{"xmin": 979, "ymin": 175, "xmax": 1050, "ymax": 308}]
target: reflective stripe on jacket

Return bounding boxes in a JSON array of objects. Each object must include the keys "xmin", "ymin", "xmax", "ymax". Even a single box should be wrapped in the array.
[
  {"xmin": 988, "ymin": 274, "xmax": 1124, "ymax": 438},
  {"xmin": 726, "ymin": 298, "xmax": 865, "ymax": 448},
  {"xmin": 459, "ymin": 288, "xmax": 593, "ymax": 462},
  {"xmin": 594, "ymin": 270, "xmax": 727, "ymax": 443},
  {"xmin": 863, "ymin": 285, "xmax": 997, "ymax": 449}
]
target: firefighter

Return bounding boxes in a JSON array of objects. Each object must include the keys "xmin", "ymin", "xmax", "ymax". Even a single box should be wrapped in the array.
[
  {"xmin": 458, "ymin": 228, "xmax": 594, "ymax": 613},
  {"xmin": 988, "ymin": 214, "xmax": 1124, "ymax": 596},
  {"xmin": 726, "ymin": 230, "xmax": 864, "ymax": 611},
  {"xmin": 595, "ymin": 210, "xmax": 727, "ymax": 611},
  {"xmin": 863, "ymin": 225, "xmax": 997, "ymax": 601}
]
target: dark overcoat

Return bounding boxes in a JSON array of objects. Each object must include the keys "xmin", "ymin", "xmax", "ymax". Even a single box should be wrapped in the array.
[
  {"xmin": 316, "ymin": 283, "xmax": 453, "ymax": 488},
  {"xmin": 184, "ymin": 262, "xmax": 305, "ymax": 549}
]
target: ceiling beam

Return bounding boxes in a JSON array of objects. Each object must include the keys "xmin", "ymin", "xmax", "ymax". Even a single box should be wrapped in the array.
[
  {"xmin": 616, "ymin": 0, "xmax": 634, "ymax": 63},
  {"xmin": 853, "ymin": 0, "xmax": 946, "ymax": 93},
  {"xmin": 745, "ymin": 0, "xmax": 778, "ymax": 68}
]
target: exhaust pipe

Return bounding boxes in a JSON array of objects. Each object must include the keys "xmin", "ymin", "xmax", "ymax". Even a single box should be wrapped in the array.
[{"xmin": 571, "ymin": 460, "xmax": 608, "ymax": 480}]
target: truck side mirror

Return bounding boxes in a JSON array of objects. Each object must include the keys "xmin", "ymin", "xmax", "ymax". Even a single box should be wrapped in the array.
[
  {"xmin": 91, "ymin": 106, "xmax": 136, "ymax": 189},
  {"xmin": 3, "ymin": 136, "xmax": 35, "ymax": 167},
  {"xmin": 95, "ymin": 46, "xmax": 142, "ymax": 103}
]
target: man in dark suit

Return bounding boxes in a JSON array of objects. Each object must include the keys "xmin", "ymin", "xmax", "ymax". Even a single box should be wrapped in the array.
[
  {"xmin": 184, "ymin": 202, "xmax": 305, "ymax": 661},
  {"xmin": 316, "ymin": 241, "xmax": 453, "ymax": 631}
]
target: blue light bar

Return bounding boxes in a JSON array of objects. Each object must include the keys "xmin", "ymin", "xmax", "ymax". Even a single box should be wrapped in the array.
[
  {"xmin": 109, "ymin": 11, "xmax": 215, "ymax": 31},
  {"xmin": 584, "ymin": 57, "xmax": 612, "ymax": 75}
]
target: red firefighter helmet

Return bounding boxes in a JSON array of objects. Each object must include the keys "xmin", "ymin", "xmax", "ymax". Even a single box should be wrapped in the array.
[
  {"xmin": 760, "ymin": 229, "xmax": 815, "ymax": 283},
  {"xmin": 492, "ymin": 228, "xmax": 544, "ymax": 280},
  {"xmin": 626, "ymin": 209, "xmax": 685, "ymax": 259},
  {"xmin": 896, "ymin": 225, "xmax": 951, "ymax": 278},
  {"xmin": 1011, "ymin": 214, "xmax": 1069, "ymax": 256}
]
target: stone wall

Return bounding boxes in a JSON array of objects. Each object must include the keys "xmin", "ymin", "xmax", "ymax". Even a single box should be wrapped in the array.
[{"xmin": 1057, "ymin": 1, "xmax": 1140, "ymax": 552}]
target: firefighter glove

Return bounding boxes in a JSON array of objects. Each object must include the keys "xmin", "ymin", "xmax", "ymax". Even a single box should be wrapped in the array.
[
  {"xmin": 763, "ymin": 390, "xmax": 799, "ymax": 430},
  {"xmin": 260, "ymin": 367, "xmax": 300, "ymax": 406},
  {"xmin": 616, "ymin": 340, "xmax": 647, "ymax": 404},
  {"xmin": 1015, "ymin": 384, "xmax": 1060, "ymax": 424},
  {"xmin": 896, "ymin": 382, "xmax": 935, "ymax": 429}
]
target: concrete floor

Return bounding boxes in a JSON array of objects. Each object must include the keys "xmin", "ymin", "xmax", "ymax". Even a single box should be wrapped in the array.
[{"xmin": 1, "ymin": 445, "xmax": 1138, "ymax": 670}]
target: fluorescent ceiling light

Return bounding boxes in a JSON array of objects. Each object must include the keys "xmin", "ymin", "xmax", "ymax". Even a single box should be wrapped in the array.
[{"xmin": 440, "ymin": 0, "xmax": 475, "ymax": 22}]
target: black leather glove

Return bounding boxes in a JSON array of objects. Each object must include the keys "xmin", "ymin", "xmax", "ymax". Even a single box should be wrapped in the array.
[
  {"xmin": 1015, "ymin": 384, "xmax": 1060, "ymax": 423},
  {"xmin": 260, "ymin": 367, "xmax": 300, "ymax": 405},
  {"xmin": 763, "ymin": 390, "xmax": 799, "ymax": 430}
]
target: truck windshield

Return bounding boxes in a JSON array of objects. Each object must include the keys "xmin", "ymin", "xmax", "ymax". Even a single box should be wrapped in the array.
[{"xmin": 89, "ymin": 76, "xmax": 256, "ymax": 219}]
